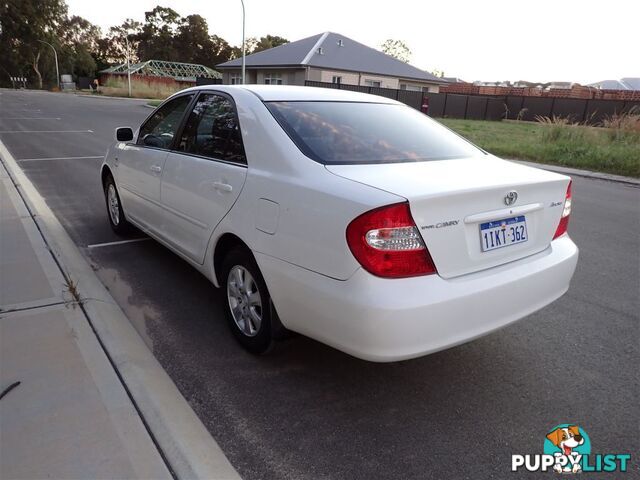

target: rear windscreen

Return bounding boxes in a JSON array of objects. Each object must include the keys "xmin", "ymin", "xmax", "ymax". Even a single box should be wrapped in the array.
[{"xmin": 266, "ymin": 101, "xmax": 484, "ymax": 165}]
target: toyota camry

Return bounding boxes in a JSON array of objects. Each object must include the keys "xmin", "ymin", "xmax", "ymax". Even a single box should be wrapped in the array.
[{"xmin": 101, "ymin": 85, "xmax": 578, "ymax": 362}]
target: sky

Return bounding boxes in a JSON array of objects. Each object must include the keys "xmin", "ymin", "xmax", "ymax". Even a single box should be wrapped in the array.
[{"xmin": 66, "ymin": 0, "xmax": 639, "ymax": 85}]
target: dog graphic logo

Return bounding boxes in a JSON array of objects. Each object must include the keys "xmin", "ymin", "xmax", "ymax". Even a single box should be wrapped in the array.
[
  {"xmin": 544, "ymin": 424, "xmax": 591, "ymax": 474},
  {"xmin": 513, "ymin": 423, "xmax": 631, "ymax": 474}
]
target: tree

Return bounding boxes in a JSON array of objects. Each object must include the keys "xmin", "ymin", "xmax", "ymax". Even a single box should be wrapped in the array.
[
  {"xmin": 57, "ymin": 42, "xmax": 97, "ymax": 78},
  {"xmin": 230, "ymin": 35, "xmax": 289, "ymax": 58},
  {"xmin": 381, "ymin": 39, "xmax": 411, "ymax": 63},
  {"xmin": 58, "ymin": 15, "xmax": 102, "ymax": 78},
  {"xmin": 0, "ymin": 0, "xmax": 68, "ymax": 88},
  {"xmin": 230, "ymin": 37, "xmax": 257, "ymax": 58},
  {"xmin": 210, "ymin": 35, "xmax": 235, "ymax": 66},
  {"xmin": 253, "ymin": 35, "xmax": 289, "ymax": 53},
  {"xmin": 0, "ymin": 1, "xmax": 290, "ymax": 87},
  {"xmin": 60, "ymin": 15, "xmax": 101, "ymax": 49},
  {"xmin": 100, "ymin": 19, "xmax": 142, "ymax": 66},
  {"xmin": 0, "ymin": 0, "xmax": 104, "ymax": 87},
  {"xmin": 174, "ymin": 15, "xmax": 216, "ymax": 67},
  {"xmin": 137, "ymin": 6, "xmax": 180, "ymax": 61}
]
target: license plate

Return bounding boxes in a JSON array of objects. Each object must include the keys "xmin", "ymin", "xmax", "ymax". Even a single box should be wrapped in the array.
[{"xmin": 480, "ymin": 215, "xmax": 528, "ymax": 252}]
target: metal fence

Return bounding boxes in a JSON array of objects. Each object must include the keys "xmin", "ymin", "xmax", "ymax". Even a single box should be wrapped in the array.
[
  {"xmin": 196, "ymin": 77, "xmax": 223, "ymax": 86},
  {"xmin": 305, "ymin": 81, "xmax": 640, "ymax": 125},
  {"xmin": 305, "ymin": 80, "xmax": 425, "ymax": 110}
]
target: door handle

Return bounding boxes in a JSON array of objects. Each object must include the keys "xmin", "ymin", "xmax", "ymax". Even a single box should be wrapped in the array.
[
  {"xmin": 150, "ymin": 165, "xmax": 162, "ymax": 173},
  {"xmin": 212, "ymin": 181, "xmax": 233, "ymax": 193}
]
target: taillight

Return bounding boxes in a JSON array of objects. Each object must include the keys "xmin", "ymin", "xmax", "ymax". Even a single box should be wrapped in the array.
[
  {"xmin": 346, "ymin": 202, "xmax": 437, "ymax": 278},
  {"xmin": 553, "ymin": 180, "xmax": 572, "ymax": 239}
]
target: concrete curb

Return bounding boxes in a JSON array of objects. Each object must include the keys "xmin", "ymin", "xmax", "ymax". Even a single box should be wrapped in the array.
[
  {"xmin": 0, "ymin": 140, "xmax": 241, "ymax": 480},
  {"xmin": 511, "ymin": 160, "xmax": 640, "ymax": 186},
  {"xmin": 0, "ymin": 89, "xmax": 152, "ymax": 103},
  {"xmin": 74, "ymin": 93, "xmax": 156, "ymax": 102}
]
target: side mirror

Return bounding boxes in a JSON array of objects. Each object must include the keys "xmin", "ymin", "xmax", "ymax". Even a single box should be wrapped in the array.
[{"xmin": 115, "ymin": 127, "xmax": 134, "ymax": 142}]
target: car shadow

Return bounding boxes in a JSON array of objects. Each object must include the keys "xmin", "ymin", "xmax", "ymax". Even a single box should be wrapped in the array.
[{"xmin": 91, "ymin": 237, "xmax": 588, "ymax": 480}]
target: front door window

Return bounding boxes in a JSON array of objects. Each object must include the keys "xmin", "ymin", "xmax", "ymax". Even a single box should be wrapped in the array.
[{"xmin": 138, "ymin": 95, "xmax": 193, "ymax": 149}]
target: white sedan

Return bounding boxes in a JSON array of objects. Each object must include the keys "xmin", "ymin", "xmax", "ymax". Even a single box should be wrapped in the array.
[{"xmin": 101, "ymin": 85, "xmax": 578, "ymax": 362}]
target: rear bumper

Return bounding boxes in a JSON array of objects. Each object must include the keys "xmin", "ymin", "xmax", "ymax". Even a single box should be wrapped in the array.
[{"xmin": 256, "ymin": 235, "xmax": 578, "ymax": 362}]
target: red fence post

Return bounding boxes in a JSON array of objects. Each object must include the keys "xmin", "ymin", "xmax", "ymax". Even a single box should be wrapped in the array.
[{"xmin": 421, "ymin": 95, "xmax": 429, "ymax": 114}]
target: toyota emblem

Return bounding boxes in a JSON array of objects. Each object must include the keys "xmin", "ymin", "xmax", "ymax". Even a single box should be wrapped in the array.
[{"xmin": 504, "ymin": 190, "xmax": 518, "ymax": 206}]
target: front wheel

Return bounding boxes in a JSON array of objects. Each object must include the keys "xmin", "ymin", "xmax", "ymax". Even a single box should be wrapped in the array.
[
  {"xmin": 103, "ymin": 174, "xmax": 131, "ymax": 235},
  {"xmin": 222, "ymin": 248, "xmax": 275, "ymax": 354}
]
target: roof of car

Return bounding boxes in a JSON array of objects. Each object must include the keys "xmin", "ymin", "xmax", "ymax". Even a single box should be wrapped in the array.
[{"xmin": 183, "ymin": 85, "xmax": 400, "ymax": 104}]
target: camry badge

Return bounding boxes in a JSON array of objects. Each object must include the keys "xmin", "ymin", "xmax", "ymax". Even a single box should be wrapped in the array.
[{"xmin": 504, "ymin": 190, "xmax": 518, "ymax": 206}]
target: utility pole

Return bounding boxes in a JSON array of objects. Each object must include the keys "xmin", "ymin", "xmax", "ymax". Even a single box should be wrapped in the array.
[
  {"xmin": 37, "ymin": 40, "xmax": 59, "ymax": 90},
  {"xmin": 125, "ymin": 35, "xmax": 132, "ymax": 97},
  {"xmin": 240, "ymin": 0, "xmax": 246, "ymax": 84}
]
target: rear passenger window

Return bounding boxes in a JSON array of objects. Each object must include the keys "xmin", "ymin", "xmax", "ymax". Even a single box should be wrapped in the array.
[
  {"xmin": 138, "ymin": 94, "xmax": 193, "ymax": 149},
  {"xmin": 176, "ymin": 93, "xmax": 246, "ymax": 164}
]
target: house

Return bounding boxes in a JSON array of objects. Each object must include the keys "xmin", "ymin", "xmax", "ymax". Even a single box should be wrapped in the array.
[
  {"xmin": 588, "ymin": 78, "xmax": 640, "ymax": 90},
  {"xmin": 216, "ymin": 32, "xmax": 447, "ymax": 92},
  {"xmin": 546, "ymin": 81, "xmax": 575, "ymax": 90},
  {"xmin": 441, "ymin": 76, "xmax": 466, "ymax": 84}
]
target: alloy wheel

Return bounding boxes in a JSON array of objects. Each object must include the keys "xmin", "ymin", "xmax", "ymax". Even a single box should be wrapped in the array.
[
  {"xmin": 227, "ymin": 265, "xmax": 263, "ymax": 337},
  {"xmin": 107, "ymin": 183, "xmax": 120, "ymax": 226}
]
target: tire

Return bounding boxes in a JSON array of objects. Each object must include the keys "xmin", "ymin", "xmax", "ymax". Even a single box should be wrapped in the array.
[
  {"xmin": 103, "ymin": 173, "xmax": 131, "ymax": 235},
  {"xmin": 221, "ymin": 248, "xmax": 275, "ymax": 354}
]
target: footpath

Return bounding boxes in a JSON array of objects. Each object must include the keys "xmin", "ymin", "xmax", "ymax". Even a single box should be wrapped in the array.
[{"xmin": 0, "ymin": 148, "xmax": 239, "ymax": 479}]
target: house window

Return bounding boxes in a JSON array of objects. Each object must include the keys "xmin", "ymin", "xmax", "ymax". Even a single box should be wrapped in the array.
[
  {"xmin": 400, "ymin": 83, "xmax": 422, "ymax": 92},
  {"xmin": 332, "ymin": 76, "xmax": 342, "ymax": 84},
  {"xmin": 264, "ymin": 73, "xmax": 283, "ymax": 85},
  {"xmin": 364, "ymin": 79, "xmax": 381, "ymax": 88},
  {"xmin": 230, "ymin": 74, "xmax": 242, "ymax": 85}
]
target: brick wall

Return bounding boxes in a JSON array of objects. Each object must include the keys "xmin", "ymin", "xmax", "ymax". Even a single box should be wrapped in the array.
[
  {"xmin": 99, "ymin": 73, "xmax": 194, "ymax": 90},
  {"xmin": 441, "ymin": 82, "xmax": 640, "ymax": 101}
]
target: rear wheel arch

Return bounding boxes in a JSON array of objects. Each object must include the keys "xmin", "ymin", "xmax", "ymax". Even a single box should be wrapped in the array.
[
  {"xmin": 213, "ymin": 233, "xmax": 252, "ymax": 286},
  {"xmin": 213, "ymin": 233, "xmax": 290, "ymax": 340}
]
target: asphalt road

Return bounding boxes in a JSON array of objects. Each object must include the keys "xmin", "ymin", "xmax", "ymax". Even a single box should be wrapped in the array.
[{"xmin": 1, "ymin": 89, "xmax": 638, "ymax": 479}]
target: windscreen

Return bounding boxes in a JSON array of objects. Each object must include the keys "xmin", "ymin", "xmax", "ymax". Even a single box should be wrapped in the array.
[{"xmin": 266, "ymin": 101, "xmax": 484, "ymax": 164}]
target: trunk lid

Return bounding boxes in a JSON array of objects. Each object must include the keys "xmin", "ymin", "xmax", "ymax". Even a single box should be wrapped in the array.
[{"xmin": 327, "ymin": 156, "xmax": 570, "ymax": 279}]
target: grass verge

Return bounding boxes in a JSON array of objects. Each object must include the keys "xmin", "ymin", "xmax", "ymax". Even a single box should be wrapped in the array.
[
  {"xmin": 438, "ymin": 118, "xmax": 640, "ymax": 177},
  {"xmin": 101, "ymin": 76, "xmax": 180, "ymax": 100}
]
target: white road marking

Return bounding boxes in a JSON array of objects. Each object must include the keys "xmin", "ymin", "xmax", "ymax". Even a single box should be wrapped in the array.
[
  {"xmin": 0, "ymin": 129, "xmax": 93, "ymax": 133},
  {"xmin": 87, "ymin": 238, "xmax": 150, "ymax": 249},
  {"xmin": 1, "ymin": 117, "xmax": 61, "ymax": 120},
  {"xmin": 18, "ymin": 155, "xmax": 103, "ymax": 162}
]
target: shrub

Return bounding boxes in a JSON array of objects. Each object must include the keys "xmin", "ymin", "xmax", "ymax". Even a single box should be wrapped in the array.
[
  {"xmin": 602, "ymin": 107, "xmax": 640, "ymax": 143},
  {"xmin": 535, "ymin": 115, "xmax": 584, "ymax": 142}
]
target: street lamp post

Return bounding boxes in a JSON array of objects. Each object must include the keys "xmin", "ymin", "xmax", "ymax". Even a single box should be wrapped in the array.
[
  {"xmin": 240, "ymin": 0, "xmax": 246, "ymax": 84},
  {"xmin": 37, "ymin": 40, "xmax": 59, "ymax": 90},
  {"xmin": 125, "ymin": 35, "xmax": 132, "ymax": 97}
]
